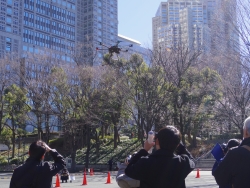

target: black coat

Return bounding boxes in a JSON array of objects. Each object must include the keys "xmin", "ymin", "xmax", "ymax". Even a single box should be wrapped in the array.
[
  {"xmin": 214, "ymin": 137, "xmax": 250, "ymax": 188},
  {"xmin": 10, "ymin": 149, "xmax": 66, "ymax": 188},
  {"xmin": 125, "ymin": 144, "xmax": 195, "ymax": 188}
]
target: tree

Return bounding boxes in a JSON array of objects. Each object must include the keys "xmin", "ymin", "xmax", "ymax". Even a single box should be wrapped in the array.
[
  {"xmin": 0, "ymin": 55, "xmax": 19, "ymax": 135},
  {"xmin": 22, "ymin": 52, "xmax": 61, "ymax": 141},
  {"xmin": 122, "ymin": 54, "xmax": 172, "ymax": 146},
  {"xmin": 3, "ymin": 84, "xmax": 30, "ymax": 158}
]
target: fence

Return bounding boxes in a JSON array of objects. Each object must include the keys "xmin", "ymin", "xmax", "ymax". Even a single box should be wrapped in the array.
[
  {"xmin": 195, "ymin": 159, "xmax": 215, "ymax": 169},
  {"xmin": 74, "ymin": 164, "xmax": 110, "ymax": 172}
]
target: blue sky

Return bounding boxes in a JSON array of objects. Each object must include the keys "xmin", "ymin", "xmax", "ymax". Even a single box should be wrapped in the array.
[{"xmin": 118, "ymin": 0, "xmax": 162, "ymax": 48}]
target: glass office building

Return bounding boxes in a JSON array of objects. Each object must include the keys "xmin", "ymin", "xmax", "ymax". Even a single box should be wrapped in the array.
[
  {"xmin": 0, "ymin": 0, "xmax": 118, "ymax": 65},
  {"xmin": 152, "ymin": 0, "xmax": 237, "ymax": 53}
]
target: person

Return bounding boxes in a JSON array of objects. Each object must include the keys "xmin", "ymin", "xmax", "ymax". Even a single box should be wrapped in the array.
[
  {"xmin": 212, "ymin": 139, "xmax": 240, "ymax": 188},
  {"xmin": 10, "ymin": 140, "xmax": 66, "ymax": 188},
  {"xmin": 60, "ymin": 167, "xmax": 69, "ymax": 183},
  {"xmin": 108, "ymin": 158, "xmax": 113, "ymax": 171},
  {"xmin": 214, "ymin": 117, "xmax": 250, "ymax": 188},
  {"xmin": 116, "ymin": 153, "xmax": 140, "ymax": 188},
  {"xmin": 125, "ymin": 126, "xmax": 195, "ymax": 188}
]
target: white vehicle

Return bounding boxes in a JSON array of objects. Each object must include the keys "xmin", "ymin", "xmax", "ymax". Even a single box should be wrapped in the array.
[{"xmin": 0, "ymin": 144, "xmax": 8, "ymax": 151}]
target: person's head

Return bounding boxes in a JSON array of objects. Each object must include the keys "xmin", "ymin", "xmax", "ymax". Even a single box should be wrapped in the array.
[
  {"xmin": 155, "ymin": 126, "xmax": 181, "ymax": 152},
  {"xmin": 29, "ymin": 140, "xmax": 46, "ymax": 161},
  {"xmin": 226, "ymin": 139, "xmax": 240, "ymax": 150},
  {"xmin": 243, "ymin": 117, "xmax": 250, "ymax": 139}
]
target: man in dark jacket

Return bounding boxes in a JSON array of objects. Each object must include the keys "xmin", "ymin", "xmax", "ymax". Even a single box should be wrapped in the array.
[
  {"xmin": 211, "ymin": 139, "xmax": 240, "ymax": 188},
  {"xmin": 10, "ymin": 140, "xmax": 66, "ymax": 188},
  {"xmin": 214, "ymin": 117, "xmax": 250, "ymax": 188},
  {"xmin": 125, "ymin": 126, "xmax": 195, "ymax": 188}
]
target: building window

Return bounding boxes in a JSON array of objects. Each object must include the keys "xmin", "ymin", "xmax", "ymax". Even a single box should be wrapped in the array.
[
  {"xmin": 6, "ymin": 17, "xmax": 12, "ymax": 23},
  {"xmin": 6, "ymin": 26, "xmax": 12, "ymax": 32},
  {"xmin": 6, "ymin": 44, "xmax": 11, "ymax": 51},
  {"xmin": 7, "ymin": 7, "xmax": 12, "ymax": 14},
  {"xmin": 6, "ymin": 37, "xmax": 11, "ymax": 42},
  {"xmin": 7, "ymin": 0, "xmax": 12, "ymax": 5}
]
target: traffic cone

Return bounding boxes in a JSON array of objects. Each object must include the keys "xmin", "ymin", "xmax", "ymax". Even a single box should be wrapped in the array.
[
  {"xmin": 105, "ymin": 171, "xmax": 111, "ymax": 184},
  {"xmin": 90, "ymin": 168, "xmax": 94, "ymax": 176},
  {"xmin": 195, "ymin": 168, "xmax": 200, "ymax": 178},
  {"xmin": 55, "ymin": 174, "xmax": 61, "ymax": 188},
  {"xmin": 82, "ymin": 171, "xmax": 87, "ymax": 185}
]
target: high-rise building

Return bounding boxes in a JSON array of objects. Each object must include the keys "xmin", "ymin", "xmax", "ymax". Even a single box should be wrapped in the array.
[
  {"xmin": 79, "ymin": 0, "xmax": 118, "ymax": 65},
  {"xmin": 152, "ymin": 0, "xmax": 237, "ymax": 53},
  {"xmin": 0, "ymin": 0, "xmax": 118, "ymax": 65},
  {"xmin": 153, "ymin": 0, "xmax": 207, "ymax": 51}
]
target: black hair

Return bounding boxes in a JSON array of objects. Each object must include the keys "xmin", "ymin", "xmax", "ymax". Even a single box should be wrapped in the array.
[
  {"xmin": 227, "ymin": 139, "xmax": 240, "ymax": 149},
  {"xmin": 29, "ymin": 140, "xmax": 46, "ymax": 160},
  {"xmin": 157, "ymin": 126, "xmax": 181, "ymax": 152}
]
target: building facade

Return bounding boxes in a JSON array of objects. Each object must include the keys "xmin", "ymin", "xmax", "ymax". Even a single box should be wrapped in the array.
[
  {"xmin": 78, "ymin": 0, "xmax": 118, "ymax": 65},
  {"xmin": 152, "ymin": 0, "xmax": 237, "ymax": 53},
  {"xmin": 0, "ymin": 0, "xmax": 118, "ymax": 65}
]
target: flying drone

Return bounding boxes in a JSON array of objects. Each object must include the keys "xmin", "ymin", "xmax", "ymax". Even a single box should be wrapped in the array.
[{"xmin": 96, "ymin": 41, "xmax": 133, "ymax": 62}]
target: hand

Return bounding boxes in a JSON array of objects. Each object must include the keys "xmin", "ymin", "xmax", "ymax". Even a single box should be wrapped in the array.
[
  {"xmin": 43, "ymin": 143, "xmax": 52, "ymax": 152},
  {"xmin": 124, "ymin": 158, "xmax": 129, "ymax": 165},
  {"xmin": 144, "ymin": 140, "xmax": 155, "ymax": 152}
]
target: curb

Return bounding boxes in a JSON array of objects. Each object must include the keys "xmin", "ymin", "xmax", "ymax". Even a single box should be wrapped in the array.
[{"xmin": 0, "ymin": 177, "xmax": 11, "ymax": 179}]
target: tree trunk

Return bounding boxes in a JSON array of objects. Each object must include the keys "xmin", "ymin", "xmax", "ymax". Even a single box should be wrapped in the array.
[
  {"xmin": 37, "ymin": 114, "xmax": 43, "ymax": 140},
  {"xmin": 101, "ymin": 124, "xmax": 104, "ymax": 139},
  {"xmin": 0, "ymin": 110, "xmax": 3, "ymax": 135},
  {"xmin": 192, "ymin": 132, "xmax": 197, "ymax": 148},
  {"xmin": 11, "ymin": 132, "xmax": 16, "ymax": 158},
  {"xmin": 45, "ymin": 113, "xmax": 50, "ymax": 143},
  {"xmin": 104, "ymin": 124, "xmax": 108, "ymax": 136},
  {"xmin": 85, "ymin": 126, "xmax": 90, "ymax": 169},
  {"xmin": 187, "ymin": 128, "xmax": 192, "ymax": 143},
  {"xmin": 71, "ymin": 149, "xmax": 76, "ymax": 172},
  {"xmin": 95, "ymin": 130, "xmax": 100, "ymax": 157},
  {"xmin": 114, "ymin": 126, "xmax": 118, "ymax": 149}
]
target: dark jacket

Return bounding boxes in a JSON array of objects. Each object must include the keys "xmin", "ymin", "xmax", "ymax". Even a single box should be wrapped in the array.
[
  {"xmin": 214, "ymin": 137, "xmax": 250, "ymax": 188},
  {"xmin": 212, "ymin": 158, "xmax": 232, "ymax": 188},
  {"xmin": 125, "ymin": 144, "xmax": 195, "ymax": 188},
  {"xmin": 10, "ymin": 149, "xmax": 65, "ymax": 188}
]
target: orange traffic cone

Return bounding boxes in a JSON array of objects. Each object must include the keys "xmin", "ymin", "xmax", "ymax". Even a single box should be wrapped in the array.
[
  {"xmin": 90, "ymin": 168, "xmax": 94, "ymax": 176},
  {"xmin": 105, "ymin": 171, "xmax": 111, "ymax": 184},
  {"xmin": 195, "ymin": 168, "xmax": 200, "ymax": 178},
  {"xmin": 82, "ymin": 171, "xmax": 87, "ymax": 185},
  {"xmin": 55, "ymin": 174, "xmax": 61, "ymax": 188}
]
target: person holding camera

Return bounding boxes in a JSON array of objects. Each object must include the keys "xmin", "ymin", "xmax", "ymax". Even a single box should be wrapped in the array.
[
  {"xmin": 125, "ymin": 126, "xmax": 195, "ymax": 188},
  {"xmin": 10, "ymin": 140, "xmax": 66, "ymax": 188}
]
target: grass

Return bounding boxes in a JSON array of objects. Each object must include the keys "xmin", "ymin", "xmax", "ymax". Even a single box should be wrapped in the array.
[{"xmin": 75, "ymin": 138, "xmax": 141, "ymax": 164}]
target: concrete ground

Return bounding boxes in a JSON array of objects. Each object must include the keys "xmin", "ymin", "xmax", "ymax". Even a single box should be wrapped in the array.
[{"xmin": 0, "ymin": 170, "xmax": 218, "ymax": 188}]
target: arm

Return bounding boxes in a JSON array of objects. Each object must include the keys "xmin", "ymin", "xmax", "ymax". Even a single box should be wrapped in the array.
[
  {"xmin": 46, "ymin": 149, "xmax": 66, "ymax": 176},
  {"xmin": 213, "ymin": 150, "xmax": 234, "ymax": 187},
  {"xmin": 175, "ymin": 142, "xmax": 195, "ymax": 176},
  {"xmin": 175, "ymin": 142, "xmax": 194, "ymax": 160},
  {"xmin": 125, "ymin": 140, "xmax": 153, "ymax": 180},
  {"xmin": 43, "ymin": 144, "xmax": 66, "ymax": 176},
  {"xmin": 125, "ymin": 149, "xmax": 150, "ymax": 180}
]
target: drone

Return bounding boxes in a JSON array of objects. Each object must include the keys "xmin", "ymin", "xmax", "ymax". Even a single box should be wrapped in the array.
[{"xmin": 96, "ymin": 41, "xmax": 133, "ymax": 61}]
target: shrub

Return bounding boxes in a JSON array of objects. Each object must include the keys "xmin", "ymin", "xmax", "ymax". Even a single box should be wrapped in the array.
[
  {"xmin": 0, "ymin": 156, "xmax": 8, "ymax": 166},
  {"xmin": 49, "ymin": 138, "xmax": 64, "ymax": 148},
  {"xmin": 10, "ymin": 157, "xmax": 21, "ymax": 165}
]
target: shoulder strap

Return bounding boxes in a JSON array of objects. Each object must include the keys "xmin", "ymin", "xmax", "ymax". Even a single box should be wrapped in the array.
[{"xmin": 241, "ymin": 145, "xmax": 250, "ymax": 152}]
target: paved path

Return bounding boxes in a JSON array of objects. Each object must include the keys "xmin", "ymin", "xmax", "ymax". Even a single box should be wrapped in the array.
[{"xmin": 0, "ymin": 170, "xmax": 218, "ymax": 188}]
